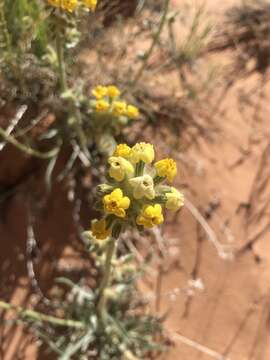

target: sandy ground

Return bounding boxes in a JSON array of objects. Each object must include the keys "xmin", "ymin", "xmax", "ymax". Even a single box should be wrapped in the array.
[
  {"xmin": 1, "ymin": 0, "xmax": 270, "ymax": 359},
  {"xmin": 157, "ymin": 1, "xmax": 270, "ymax": 359},
  {"xmin": 159, "ymin": 71, "xmax": 270, "ymax": 359}
]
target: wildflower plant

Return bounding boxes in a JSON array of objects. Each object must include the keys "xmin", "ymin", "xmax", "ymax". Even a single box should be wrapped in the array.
[
  {"xmin": 39, "ymin": 141, "xmax": 184, "ymax": 358},
  {"xmin": 0, "ymin": 0, "xmax": 142, "ymax": 163},
  {"xmin": 0, "ymin": 0, "xmax": 187, "ymax": 358},
  {"xmin": 88, "ymin": 142, "xmax": 184, "ymax": 329},
  {"xmin": 0, "ymin": 142, "xmax": 184, "ymax": 359}
]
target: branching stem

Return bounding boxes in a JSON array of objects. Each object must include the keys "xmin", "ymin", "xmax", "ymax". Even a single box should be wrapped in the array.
[
  {"xmin": 56, "ymin": 30, "xmax": 67, "ymax": 92},
  {"xmin": 0, "ymin": 300, "xmax": 85, "ymax": 329},
  {"xmin": 0, "ymin": 126, "xmax": 60, "ymax": 159}
]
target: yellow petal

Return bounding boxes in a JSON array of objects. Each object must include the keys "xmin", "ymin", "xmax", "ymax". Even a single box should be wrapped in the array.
[
  {"xmin": 111, "ymin": 188, "xmax": 123, "ymax": 200},
  {"xmin": 119, "ymin": 196, "xmax": 130, "ymax": 210}
]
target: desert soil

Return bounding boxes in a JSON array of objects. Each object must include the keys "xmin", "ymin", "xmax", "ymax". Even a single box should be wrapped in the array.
[{"xmin": 1, "ymin": 0, "xmax": 270, "ymax": 359}]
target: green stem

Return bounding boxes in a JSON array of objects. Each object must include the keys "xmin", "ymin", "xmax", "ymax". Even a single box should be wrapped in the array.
[
  {"xmin": 96, "ymin": 237, "xmax": 116, "ymax": 320},
  {"xmin": 56, "ymin": 25, "xmax": 90, "ymax": 160},
  {"xmin": 135, "ymin": 161, "xmax": 145, "ymax": 177},
  {"xmin": 0, "ymin": 127, "xmax": 60, "ymax": 159},
  {"xmin": 129, "ymin": 0, "xmax": 170, "ymax": 88},
  {"xmin": 56, "ymin": 30, "xmax": 67, "ymax": 92},
  {"xmin": 55, "ymin": 17, "xmax": 90, "ymax": 162},
  {"xmin": 154, "ymin": 175, "xmax": 165, "ymax": 185},
  {"xmin": 0, "ymin": 300, "xmax": 85, "ymax": 329}
]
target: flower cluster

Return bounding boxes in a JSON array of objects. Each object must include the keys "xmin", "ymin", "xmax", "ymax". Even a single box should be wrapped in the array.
[
  {"xmin": 91, "ymin": 143, "xmax": 184, "ymax": 240},
  {"xmin": 91, "ymin": 85, "xmax": 140, "ymax": 120},
  {"xmin": 47, "ymin": 0, "xmax": 97, "ymax": 12}
]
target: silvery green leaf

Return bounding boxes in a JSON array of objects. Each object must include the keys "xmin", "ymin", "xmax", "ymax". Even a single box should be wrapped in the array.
[
  {"xmin": 38, "ymin": 128, "xmax": 58, "ymax": 140},
  {"xmin": 82, "ymin": 231, "xmax": 93, "ymax": 242},
  {"xmin": 45, "ymin": 155, "xmax": 58, "ymax": 193}
]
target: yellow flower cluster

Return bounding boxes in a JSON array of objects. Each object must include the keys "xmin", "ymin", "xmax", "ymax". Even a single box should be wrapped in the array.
[
  {"xmin": 47, "ymin": 0, "xmax": 97, "ymax": 12},
  {"xmin": 91, "ymin": 85, "xmax": 140, "ymax": 120},
  {"xmin": 90, "ymin": 143, "xmax": 184, "ymax": 240}
]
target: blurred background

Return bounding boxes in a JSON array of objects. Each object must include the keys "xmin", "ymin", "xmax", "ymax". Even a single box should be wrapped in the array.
[{"xmin": 1, "ymin": 0, "xmax": 270, "ymax": 359}]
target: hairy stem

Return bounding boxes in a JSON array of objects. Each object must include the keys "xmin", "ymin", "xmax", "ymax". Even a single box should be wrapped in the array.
[
  {"xmin": 56, "ymin": 30, "xmax": 67, "ymax": 92},
  {"xmin": 0, "ymin": 300, "xmax": 85, "ymax": 329},
  {"xmin": 96, "ymin": 237, "xmax": 116, "ymax": 320},
  {"xmin": 56, "ymin": 21, "xmax": 90, "ymax": 161}
]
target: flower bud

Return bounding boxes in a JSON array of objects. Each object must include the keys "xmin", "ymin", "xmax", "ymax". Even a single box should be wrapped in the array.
[
  {"xmin": 129, "ymin": 174, "xmax": 155, "ymax": 200},
  {"xmin": 113, "ymin": 144, "xmax": 131, "ymax": 158},
  {"xmin": 108, "ymin": 156, "xmax": 134, "ymax": 182},
  {"xmin": 165, "ymin": 188, "xmax": 184, "ymax": 212},
  {"xmin": 96, "ymin": 184, "xmax": 114, "ymax": 196},
  {"xmin": 129, "ymin": 143, "xmax": 155, "ymax": 164},
  {"xmin": 154, "ymin": 158, "xmax": 177, "ymax": 182}
]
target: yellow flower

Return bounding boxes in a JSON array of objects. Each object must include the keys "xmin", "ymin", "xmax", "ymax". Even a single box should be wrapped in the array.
[
  {"xmin": 136, "ymin": 204, "xmax": 164, "ymax": 228},
  {"xmin": 129, "ymin": 175, "xmax": 155, "ymax": 200},
  {"xmin": 112, "ymin": 101, "xmax": 127, "ymax": 116},
  {"xmin": 48, "ymin": 0, "xmax": 61, "ymax": 7},
  {"xmin": 108, "ymin": 156, "xmax": 134, "ymax": 182},
  {"xmin": 154, "ymin": 158, "xmax": 177, "ymax": 182},
  {"xmin": 48, "ymin": 0, "xmax": 77, "ymax": 11},
  {"xmin": 113, "ymin": 144, "xmax": 131, "ymax": 158},
  {"xmin": 107, "ymin": 85, "xmax": 120, "ymax": 98},
  {"xmin": 103, "ymin": 188, "xmax": 130, "ymax": 218},
  {"xmin": 165, "ymin": 188, "xmax": 184, "ymax": 212},
  {"xmin": 82, "ymin": 0, "xmax": 97, "ymax": 11},
  {"xmin": 126, "ymin": 105, "xmax": 139, "ymax": 119},
  {"xmin": 92, "ymin": 85, "xmax": 108, "ymax": 99},
  {"xmin": 63, "ymin": 0, "xmax": 77, "ymax": 11},
  {"xmin": 91, "ymin": 219, "xmax": 111, "ymax": 240},
  {"xmin": 95, "ymin": 99, "xmax": 110, "ymax": 112},
  {"xmin": 129, "ymin": 142, "xmax": 155, "ymax": 164}
]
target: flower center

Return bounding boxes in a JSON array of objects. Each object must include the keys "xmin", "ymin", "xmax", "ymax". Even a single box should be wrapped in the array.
[
  {"xmin": 111, "ymin": 201, "xmax": 117, "ymax": 208},
  {"xmin": 152, "ymin": 216, "xmax": 159, "ymax": 224}
]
